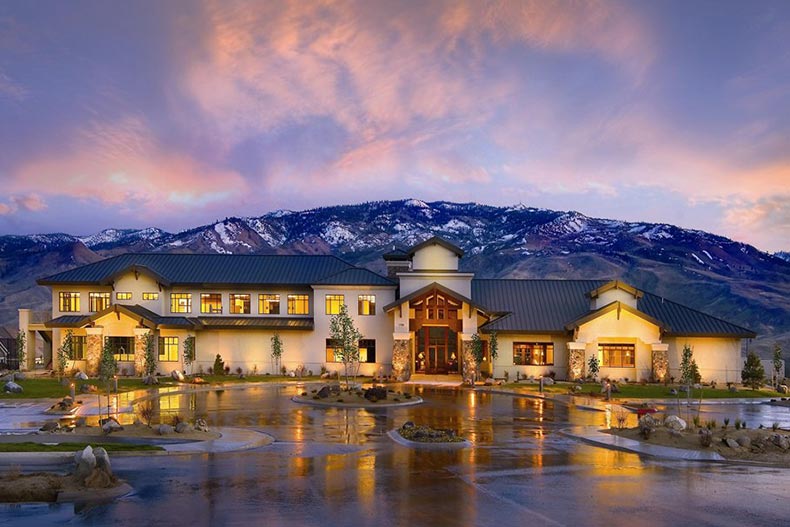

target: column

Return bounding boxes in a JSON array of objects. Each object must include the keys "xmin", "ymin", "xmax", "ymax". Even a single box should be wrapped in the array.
[
  {"xmin": 134, "ymin": 328, "xmax": 151, "ymax": 376},
  {"xmin": 85, "ymin": 327, "xmax": 104, "ymax": 377},
  {"xmin": 391, "ymin": 333, "xmax": 412, "ymax": 381},
  {"xmin": 651, "ymin": 343, "xmax": 669, "ymax": 382},
  {"xmin": 566, "ymin": 342, "xmax": 586, "ymax": 381}
]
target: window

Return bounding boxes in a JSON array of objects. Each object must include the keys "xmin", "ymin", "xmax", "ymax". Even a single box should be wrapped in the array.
[
  {"xmin": 513, "ymin": 343, "xmax": 554, "ymax": 366},
  {"xmin": 259, "ymin": 294, "xmax": 280, "ymax": 314},
  {"xmin": 230, "ymin": 294, "xmax": 251, "ymax": 314},
  {"xmin": 142, "ymin": 292, "xmax": 159, "ymax": 301},
  {"xmin": 325, "ymin": 339, "xmax": 342, "ymax": 362},
  {"xmin": 359, "ymin": 339, "xmax": 376, "ymax": 363},
  {"xmin": 88, "ymin": 292, "xmax": 110, "ymax": 312},
  {"xmin": 158, "ymin": 336, "xmax": 179, "ymax": 362},
  {"xmin": 72, "ymin": 336, "xmax": 86, "ymax": 360},
  {"xmin": 358, "ymin": 295, "xmax": 376, "ymax": 316},
  {"xmin": 116, "ymin": 292, "xmax": 132, "ymax": 301},
  {"xmin": 288, "ymin": 294, "xmax": 309, "ymax": 315},
  {"xmin": 59, "ymin": 292, "xmax": 80, "ymax": 312},
  {"xmin": 200, "ymin": 293, "xmax": 222, "ymax": 314},
  {"xmin": 325, "ymin": 294, "xmax": 344, "ymax": 315},
  {"xmin": 170, "ymin": 293, "xmax": 192, "ymax": 313},
  {"xmin": 600, "ymin": 343, "xmax": 635, "ymax": 368},
  {"xmin": 107, "ymin": 336, "xmax": 134, "ymax": 362}
]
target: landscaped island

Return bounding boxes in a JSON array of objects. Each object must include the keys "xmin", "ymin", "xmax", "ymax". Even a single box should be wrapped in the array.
[{"xmin": 291, "ymin": 384, "xmax": 423, "ymax": 408}]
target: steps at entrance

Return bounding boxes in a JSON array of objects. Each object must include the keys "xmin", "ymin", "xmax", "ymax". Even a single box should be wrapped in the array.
[{"xmin": 407, "ymin": 374, "xmax": 463, "ymax": 385}]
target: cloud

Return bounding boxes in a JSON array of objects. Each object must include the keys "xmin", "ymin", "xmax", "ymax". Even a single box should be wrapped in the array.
[
  {"xmin": 723, "ymin": 194, "xmax": 790, "ymax": 251},
  {"xmin": 0, "ymin": 193, "xmax": 46, "ymax": 215}
]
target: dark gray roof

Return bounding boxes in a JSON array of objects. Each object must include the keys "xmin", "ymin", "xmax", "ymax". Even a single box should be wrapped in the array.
[
  {"xmin": 38, "ymin": 253, "xmax": 390, "ymax": 287},
  {"xmin": 45, "ymin": 315, "xmax": 87, "ymax": 328},
  {"xmin": 195, "ymin": 317, "xmax": 313, "ymax": 330},
  {"xmin": 314, "ymin": 268, "xmax": 395, "ymax": 286},
  {"xmin": 382, "ymin": 247, "xmax": 410, "ymax": 261},
  {"xmin": 474, "ymin": 279, "xmax": 755, "ymax": 338}
]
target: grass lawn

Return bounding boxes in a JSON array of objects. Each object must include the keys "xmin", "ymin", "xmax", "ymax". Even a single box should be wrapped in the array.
[
  {"xmin": 500, "ymin": 381, "xmax": 783, "ymax": 399},
  {"xmin": 0, "ymin": 441, "xmax": 163, "ymax": 452},
  {"xmin": 0, "ymin": 377, "xmax": 176, "ymax": 399},
  {"xmin": 193, "ymin": 374, "xmax": 321, "ymax": 384}
]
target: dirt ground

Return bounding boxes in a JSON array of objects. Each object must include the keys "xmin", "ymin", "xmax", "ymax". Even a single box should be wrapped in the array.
[
  {"xmin": 50, "ymin": 422, "xmax": 221, "ymax": 441},
  {"xmin": 607, "ymin": 425, "xmax": 790, "ymax": 465}
]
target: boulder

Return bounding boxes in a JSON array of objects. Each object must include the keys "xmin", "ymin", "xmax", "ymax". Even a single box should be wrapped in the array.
[
  {"xmin": 329, "ymin": 383, "xmax": 341, "ymax": 395},
  {"xmin": 194, "ymin": 418, "xmax": 209, "ymax": 432},
  {"xmin": 664, "ymin": 415, "xmax": 687, "ymax": 431},
  {"xmin": 80, "ymin": 383, "xmax": 97, "ymax": 393},
  {"xmin": 74, "ymin": 445, "xmax": 96, "ymax": 481},
  {"xmin": 175, "ymin": 421, "xmax": 192, "ymax": 433},
  {"xmin": 669, "ymin": 388, "xmax": 678, "ymax": 396},
  {"xmin": 542, "ymin": 377, "xmax": 554, "ymax": 385},
  {"xmin": 484, "ymin": 377, "xmax": 494, "ymax": 386},
  {"xmin": 771, "ymin": 434, "xmax": 790, "ymax": 450},
  {"xmin": 728, "ymin": 385, "xmax": 738, "ymax": 393},
  {"xmin": 157, "ymin": 424, "xmax": 174, "ymax": 435},
  {"xmin": 572, "ymin": 384, "xmax": 582, "ymax": 392},
  {"xmin": 74, "ymin": 371, "xmax": 89, "ymax": 380},
  {"xmin": 778, "ymin": 385, "xmax": 789, "ymax": 394},
  {"xmin": 736, "ymin": 435, "xmax": 751, "ymax": 448},
  {"xmin": 725, "ymin": 438, "xmax": 740, "ymax": 449},
  {"xmin": 143, "ymin": 375, "xmax": 159, "ymax": 385},
  {"xmin": 3, "ymin": 381, "xmax": 23, "ymax": 393},
  {"xmin": 317, "ymin": 385, "xmax": 331, "ymax": 399},
  {"xmin": 13, "ymin": 372, "xmax": 26, "ymax": 381},
  {"xmin": 171, "ymin": 370, "xmax": 185, "ymax": 382},
  {"xmin": 39, "ymin": 421, "xmax": 60, "ymax": 432},
  {"xmin": 101, "ymin": 419, "xmax": 123, "ymax": 434},
  {"xmin": 93, "ymin": 447, "xmax": 112, "ymax": 475},
  {"xmin": 320, "ymin": 372, "xmax": 331, "ymax": 379},
  {"xmin": 363, "ymin": 386, "xmax": 387, "ymax": 401},
  {"xmin": 638, "ymin": 414, "xmax": 660, "ymax": 429}
]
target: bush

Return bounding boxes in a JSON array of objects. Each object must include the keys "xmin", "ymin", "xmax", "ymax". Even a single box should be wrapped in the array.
[
  {"xmin": 213, "ymin": 354, "xmax": 225, "ymax": 376},
  {"xmin": 138, "ymin": 401, "xmax": 154, "ymax": 427},
  {"xmin": 742, "ymin": 351, "xmax": 765, "ymax": 389}
]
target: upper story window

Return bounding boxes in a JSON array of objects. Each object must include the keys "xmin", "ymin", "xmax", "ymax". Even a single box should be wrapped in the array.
[
  {"xmin": 513, "ymin": 343, "xmax": 554, "ymax": 366},
  {"xmin": 288, "ymin": 294, "xmax": 309, "ymax": 315},
  {"xmin": 59, "ymin": 292, "xmax": 80, "ymax": 312},
  {"xmin": 600, "ymin": 343, "xmax": 635, "ymax": 368},
  {"xmin": 230, "ymin": 294, "xmax": 251, "ymax": 315},
  {"xmin": 88, "ymin": 292, "xmax": 110, "ymax": 312},
  {"xmin": 358, "ymin": 295, "xmax": 376, "ymax": 316},
  {"xmin": 201, "ymin": 293, "xmax": 222, "ymax": 314},
  {"xmin": 325, "ymin": 294, "xmax": 344, "ymax": 315},
  {"xmin": 116, "ymin": 292, "xmax": 132, "ymax": 301},
  {"xmin": 259, "ymin": 294, "xmax": 280, "ymax": 315},
  {"xmin": 142, "ymin": 292, "xmax": 159, "ymax": 301},
  {"xmin": 170, "ymin": 293, "xmax": 192, "ymax": 314}
]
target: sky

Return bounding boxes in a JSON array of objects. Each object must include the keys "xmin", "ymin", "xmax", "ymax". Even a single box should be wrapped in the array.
[{"xmin": 0, "ymin": 1, "xmax": 788, "ymax": 252}]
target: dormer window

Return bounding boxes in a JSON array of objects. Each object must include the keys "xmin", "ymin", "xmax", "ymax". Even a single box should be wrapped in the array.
[{"xmin": 89, "ymin": 292, "xmax": 110, "ymax": 312}]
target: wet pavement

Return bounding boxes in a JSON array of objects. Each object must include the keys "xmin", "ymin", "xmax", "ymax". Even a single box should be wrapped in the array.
[{"xmin": 2, "ymin": 384, "xmax": 789, "ymax": 526}]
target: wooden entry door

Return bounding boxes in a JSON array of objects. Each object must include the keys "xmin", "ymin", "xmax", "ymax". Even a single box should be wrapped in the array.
[{"xmin": 416, "ymin": 327, "xmax": 459, "ymax": 374}]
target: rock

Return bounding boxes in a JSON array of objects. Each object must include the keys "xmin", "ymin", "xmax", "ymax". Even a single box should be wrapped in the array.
[
  {"xmin": 610, "ymin": 383, "xmax": 620, "ymax": 393},
  {"xmin": 678, "ymin": 385, "xmax": 689, "ymax": 393},
  {"xmin": 638, "ymin": 414, "xmax": 659, "ymax": 429},
  {"xmin": 736, "ymin": 435, "xmax": 751, "ymax": 448},
  {"xmin": 363, "ymin": 386, "xmax": 387, "ymax": 401},
  {"xmin": 572, "ymin": 385, "xmax": 582, "ymax": 392},
  {"xmin": 93, "ymin": 447, "xmax": 111, "ymax": 474},
  {"xmin": 698, "ymin": 428, "xmax": 713, "ymax": 447},
  {"xmin": 3, "ymin": 381, "xmax": 23, "ymax": 393},
  {"xmin": 74, "ymin": 445, "xmax": 96, "ymax": 481},
  {"xmin": 771, "ymin": 434, "xmax": 790, "ymax": 450},
  {"xmin": 484, "ymin": 377, "xmax": 494, "ymax": 386},
  {"xmin": 728, "ymin": 385, "xmax": 738, "ymax": 393},
  {"xmin": 40, "ymin": 421, "xmax": 60, "ymax": 432},
  {"xmin": 142, "ymin": 375, "xmax": 159, "ymax": 385},
  {"xmin": 725, "ymin": 438, "xmax": 740, "ymax": 449},
  {"xmin": 13, "ymin": 372, "xmax": 26, "ymax": 381},
  {"xmin": 102, "ymin": 419, "xmax": 123, "ymax": 434},
  {"xmin": 693, "ymin": 383, "xmax": 702, "ymax": 390},
  {"xmin": 664, "ymin": 415, "xmax": 687, "ymax": 431},
  {"xmin": 157, "ymin": 424, "xmax": 174, "ymax": 435},
  {"xmin": 542, "ymin": 377, "xmax": 554, "ymax": 385},
  {"xmin": 175, "ymin": 421, "xmax": 192, "ymax": 433},
  {"xmin": 194, "ymin": 418, "xmax": 209, "ymax": 432},
  {"xmin": 74, "ymin": 371, "xmax": 89, "ymax": 380},
  {"xmin": 288, "ymin": 371, "xmax": 296, "ymax": 377},
  {"xmin": 329, "ymin": 384, "xmax": 341, "ymax": 395},
  {"xmin": 80, "ymin": 383, "xmax": 97, "ymax": 393},
  {"xmin": 191, "ymin": 377, "xmax": 205, "ymax": 384},
  {"xmin": 669, "ymin": 388, "xmax": 678, "ymax": 396},
  {"xmin": 171, "ymin": 370, "xmax": 185, "ymax": 381},
  {"xmin": 317, "ymin": 385, "xmax": 331, "ymax": 399},
  {"xmin": 778, "ymin": 385, "xmax": 789, "ymax": 394},
  {"xmin": 402, "ymin": 421, "xmax": 415, "ymax": 429}
]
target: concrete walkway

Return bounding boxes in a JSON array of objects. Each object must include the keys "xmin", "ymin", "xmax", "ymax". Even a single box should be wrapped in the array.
[{"xmin": 560, "ymin": 426, "xmax": 726, "ymax": 462}]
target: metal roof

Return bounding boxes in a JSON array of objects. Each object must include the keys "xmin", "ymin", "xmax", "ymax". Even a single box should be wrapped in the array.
[
  {"xmin": 37, "ymin": 253, "xmax": 390, "ymax": 287},
  {"xmin": 314, "ymin": 268, "xmax": 395, "ymax": 286},
  {"xmin": 45, "ymin": 315, "xmax": 87, "ymax": 328},
  {"xmin": 406, "ymin": 236, "xmax": 464, "ymax": 257},
  {"xmin": 195, "ymin": 317, "xmax": 313, "ymax": 330},
  {"xmin": 638, "ymin": 292, "xmax": 755, "ymax": 338}
]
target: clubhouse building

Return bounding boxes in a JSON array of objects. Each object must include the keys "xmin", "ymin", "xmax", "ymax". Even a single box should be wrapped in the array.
[{"xmin": 19, "ymin": 237, "xmax": 755, "ymax": 383}]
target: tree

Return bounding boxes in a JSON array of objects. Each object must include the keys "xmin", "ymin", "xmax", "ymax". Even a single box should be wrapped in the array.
[
  {"xmin": 16, "ymin": 331, "xmax": 26, "ymax": 371},
  {"xmin": 143, "ymin": 332, "xmax": 156, "ymax": 378},
  {"xmin": 183, "ymin": 336, "xmax": 195, "ymax": 375},
  {"xmin": 741, "ymin": 350, "xmax": 765, "ymax": 390},
  {"xmin": 56, "ymin": 330, "xmax": 74, "ymax": 379},
  {"xmin": 470, "ymin": 333, "xmax": 484, "ymax": 374},
  {"xmin": 489, "ymin": 331, "xmax": 498, "ymax": 362},
  {"xmin": 270, "ymin": 333, "xmax": 283, "ymax": 375},
  {"xmin": 680, "ymin": 345, "xmax": 696, "ymax": 386},
  {"xmin": 329, "ymin": 303, "xmax": 362, "ymax": 389},
  {"xmin": 213, "ymin": 354, "xmax": 225, "ymax": 376},
  {"xmin": 587, "ymin": 355, "xmax": 600, "ymax": 381},
  {"xmin": 773, "ymin": 343, "xmax": 783, "ymax": 387},
  {"xmin": 98, "ymin": 337, "xmax": 118, "ymax": 404}
]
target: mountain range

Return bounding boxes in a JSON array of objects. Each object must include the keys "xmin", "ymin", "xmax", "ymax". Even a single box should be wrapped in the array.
[{"xmin": 1, "ymin": 199, "xmax": 787, "ymax": 356}]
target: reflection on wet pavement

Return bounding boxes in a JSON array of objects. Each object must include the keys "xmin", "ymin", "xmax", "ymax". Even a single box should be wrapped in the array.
[{"xmin": 2, "ymin": 384, "xmax": 789, "ymax": 526}]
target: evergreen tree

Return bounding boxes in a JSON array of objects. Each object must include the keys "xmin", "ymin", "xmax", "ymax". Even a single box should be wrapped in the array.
[
  {"xmin": 329, "ymin": 303, "xmax": 362, "ymax": 389},
  {"xmin": 183, "ymin": 336, "xmax": 195, "ymax": 375},
  {"xmin": 98, "ymin": 337, "xmax": 117, "ymax": 384},
  {"xmin": 213, "ymin": 354, "xmax": 225, "ymax": 376},
  {"xmin": 680, "ymin": 344, "xmax": 695, "ymax": 386},
  {"xmin": 741, "ymin": 350, "xmax": 765, "ymax": 390},
  {"xmin": 270, "ymin": 333, "xmax": 283, "ymax": 375},
  {"xmin": 773, "ymin": 343, "xmax": 783, "ymax": 386},
  {"xmin": 56, "ymin": 330, "xmax": 74, "ymax": 378},
  {"xmin": 143, "ymin": 332, "xmax": 157, "ymax": 377},
  {"xmin": 587, "ymin": 355, "xmax": 600, "ymax": 381},
  {"xmin": 16, "ymin": 331, "xmax": 26, "ymax": 370}
]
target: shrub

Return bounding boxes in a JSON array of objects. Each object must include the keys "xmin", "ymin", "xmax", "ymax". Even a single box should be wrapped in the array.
[
  {"xmin": 723, "ymin": 417, "xmax": 730, "ymax": 429},
  {"xmin": 772, "ymin": 422, "xmax": 780, "ymax": 431},
  {"xmin": 236, "ymin": 367, "xmax": 243, "ymax": 375},
  {"xmin": 138, "ymin": 401, "xmax": 154, "ymax": 427},
  {"xmin": 741, "ymin": 350, "xmax": 765, "ymax": 389},
  {"xmin": 699, "ymin": 429, "xmax": 712, "ymax": 447},
  {"xmin": 212, "ymin": 354, "xmax": 225, "ymax": 376},
  {"xmin": 280, "ymin": 365, "xmax": 287, "ymax": 375},
  {"xmin": 734, "ymin": 418, "xmax": 742, "ymax": 430},
  {"xmin": 172, "ymin": 415, "xmax": 183, "ymax": 426}
]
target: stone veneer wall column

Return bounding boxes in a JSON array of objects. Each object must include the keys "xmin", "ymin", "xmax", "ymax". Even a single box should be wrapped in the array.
[
  {"xmin": 85, "ymin": 327, "xmax": 104, "ymax": 377},
  {"xmin": 134, "ymin": 328, "xmax": 151, "ymax": 376},
  {"xmin": 461, "ymin": 336, "xmax": 477, "ymax": 385},
  {"xmin": 651, "ymin": 344, "xmax": 669, "ymax": 382},
  {"xmin": 567, "ymin": 343, "xmax": 586, "ymax": 381},
  {"xmin": 392, "ymin": 337, "xmax": 412, "ymax": 381}
]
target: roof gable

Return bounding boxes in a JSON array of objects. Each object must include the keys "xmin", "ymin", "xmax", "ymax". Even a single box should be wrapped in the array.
[
  {"xmin": 406, "ymin": 236, "xmax": 464, "ymax": 257},
  {"xmin": 564, "ymin": 301, "xmax": 665, "ymax": 331}
]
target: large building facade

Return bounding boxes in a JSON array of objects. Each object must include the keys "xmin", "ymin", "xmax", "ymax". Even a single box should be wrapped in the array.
[{"xmin": 20, "ymin": 237, "xmax": 755, "ymax": 383}]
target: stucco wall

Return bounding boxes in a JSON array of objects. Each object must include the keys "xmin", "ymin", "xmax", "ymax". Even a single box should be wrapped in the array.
[
  {"xmin": 490, "ymin": 334, "xmax": 570, "ymax": 379},
  {"xmin": 411, "ymin": 244, "xmax": 459, "ymax": 272},
  {"xmin": 593, "ymin": 288, "xmax": 638, "ymax": 310},
  {"xmin": 665, "ymin": 337, "xmax": 742, "ymax": 383},
  {"xmin": 398, "ymin": 273, "xmax": 474, "ymax": 298}
]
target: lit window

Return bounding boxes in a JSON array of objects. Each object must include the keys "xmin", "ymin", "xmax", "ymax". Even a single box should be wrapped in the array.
[
  {"xmin": 358, "ymin": 295, "xmax": 376, "ymax": 316},
  {"xmin": 325, "ymin": 338, "xmax": 342, "ymax": 362},
  {"xmin": 59, "ymin": 292, "xmax": 80, "ymax": 312},
  {"xmin": 88, "ymin": 292, "xmax": 110, "ymax": 312},
  {"xmin": 107, "ymin": 336, "xmax": 134, "ymax": 362},
  {"xmin": 599, "ymin": 343, "xmax": 635, "ymax": 368},
  {"xmin": 287, "ymin": 294, "xmax": 309, "ymax": 315},
  {"xmin": 170, "ymin": 293, "xmax": 192, "ymax": 313},
  {"xmin": 230, "ymin": 294, "xmax": 251, "ymax": 314},
  {"xmin": 259, "ymin": 294, "xmax": 280, "ymax": 315},
  {"xmin": 325, "ymin": 294, "xmax": 344, "ymax": 315},
  {"xmin": 142, "ymin": 292, "xmax": 159, "ymax": 301},
  {"xmin": 200, "ymin": 293, "xmax": 222, "ymax": 314},
  {"xmin": 158, "ymin": 336, "xmax": 179, "ymax": 362},
  {"xmin": 513, "ymin": 343, "xmax": 554, "ymax": 366},
  {"xmin": 115, "ymin": 292, "xmax": 132, "ymax": 301},
  {"xmin": 72, "ymin": 336, "xmax": 86, "ymax": 360},
  {"xmin": 359, "ymin": 339, "xmax": 376, "ymax": 363}
]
